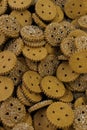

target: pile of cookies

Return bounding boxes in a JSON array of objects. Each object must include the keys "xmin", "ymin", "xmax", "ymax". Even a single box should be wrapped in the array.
[{"xmin": 0, "ymin": 0, "xmax": 87, "ymax": 130}]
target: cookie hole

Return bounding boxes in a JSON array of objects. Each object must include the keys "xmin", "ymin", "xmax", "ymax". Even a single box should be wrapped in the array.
[
  {"xmin": 47, "ymin": 125, "xmax": 49, "ymax": 128},
  {"xmin": 42, "ymin": 11, "xmax": 44, "ymax": 13},
  {"xmin": 78, "ymin": 83, "xmax": 81, "ymax": 86},
  {"xmin": 25, "ymin": 20, "xmax": 28, "ymax": 23},
  {"xmin": 33, "ymin": 53, "xmax": 36, "ymax": 56},
  {"xmin": 8, "ymin": 58, "xmax": 11, "ymax": 61},
  {"xmin": 60, "ymin": 107, "xmax": 64, "ymax": 110},
  {"xmin": 27, "ymin": 49, "xmax": 30, "ymax": 51},
  {"xmin": 19, "ymin": 70, "xmax": 22, "ymax": 74},
  {"xmin": 65, "ymin": 114, "xmax": 68, "ymax": 117},
  {"xmin": 10, "ymin": 103, "xmax": 13, "ymax": 106},
  {"xmin": 14, "ymin": 28, "xmax": 17, "ymax": 31},
  {"xmin": 14, "ymin": 116, "xmax": 17, "ymax": 120},
  {"xmin": 49, "ymin": 80, "xmax": 51, "ymax": 83},
  {"xmin": 14, "ymin": 77, "xmax": 17, "ymax": 81},
  {"xmin": 78, "ymin": 12, "xmax": 80, "ymax": 14},
  {"xmin": 64, "ymin": 74, "xmax": 67, "ymax": 77},
  {"xmin": 70, "ymin": 11, "xmax": 73, "ymax": 13},
  {"xmin": 18, "ymin": 108, "xmax": 21, "ymax": 111},
  {"xmin": 80, "ymin": 4, "xmax": 82, "ymax": 7},
  {"xmin": 62, "ymin": 68, "xmax": 64, "ymax": 70},
  {"xmin": 58, "ymin": 38, "xmax": 61, "ymax": 41},
  {"xmin": 5, "ymin": 86, "xmax": 8, "ymax": 90},
  {"xmin": 56, "ymin": 90, "xmax": 58, "ymax": 93},
  {"xmin": 61, "ymin": 31, "xmax": 63, "ymax": 34},
  {"xmin": 36, "ymin": 77, "xmax": 39, "ymax": 79},
  {"xmin": 77, "ymin": 58, "xmax": 80, "ymax": 60},
  {"xmin": 41, "ymin": 114, "xmax": 44, "ymax": 117},
  {"xmin": 82, "ymin": 111, "xmax": 85, "ymax": 114},
  {"xmin": 5, "ymin": 112, "xmax": 9, "ymax": 115},
  {"xmin": 72, "ymin": 71, "xmax": 75, "ymax": 73},
  {"xmin": 3, "ymin": 66, "xmax": 6, "ymax": 68},
  {"xmin": 21, "ymin": 2, "xmax": 24, "ymax": 4},
  {"xmin": 54, "ymin": 27, "xmax": 56, "ymax": 30},
  {"xmin": 41, "ymin": 4, "xmax": 44, "ymax": 6},
  {"xmin": 79, "ymin": 65, "xmax": 82, "ymax": 68},
  {"xmin": 1, "ymin": 56, "xmax": 4, "ymax": 59},
  {"xmin": 38, "ymin": 123, "xmax": 41, "ymax": 126},
  {"xmin": 72, "ymin": 3, "xmax": 75, "ymax": 6},
  {"xmin": 47, "ymin": 70, "xmax": 50, "ymax": 73},
  {"xmin": 21, "ymin": 13, "xmax": 23, "ymax": 16},
  {"xmin": 44, "ymin": 64, "xmax": 47, "ymax": 67},
  {"xmin": 48, "ymin": 87, "xmax": 50, "ymax": 89},
  {"xmin": 51, "ymin": 35, "xmax": 54, "ymax": 38},
  {"xmin": 13, "ymin": 1, "xmax": 16, "ymax": 3},
  {"xmin": 57, "ymin": 118, "xmax": 60, "ymax": 121},
  {"xmin": 39, "ymin": 50, "xmax": 41, "ymax": 52},
  {"xmin": 0, "ymin": 81, "xmax": 1, "ymax": 83},
  {"xmin": 78, "ymin": 118, "xmax": 80, "ymax": 121},
  {"xmin": 6, "ymin": 26, "xmax": 9, "ymax": 29},
  {"xmin": 31, "ymin": 83, "xmax": 33, "ymax": 86},
  {"xmin": 48, "ymin": 5, "xmax": 51, "ymax": 7},
  {"xmin": 52, "ymin": 110, "xmax": 55, "ymax": 113},
  {"xmin": 49, "ymin": 12, "xmax": 51, "ymax": 15}
]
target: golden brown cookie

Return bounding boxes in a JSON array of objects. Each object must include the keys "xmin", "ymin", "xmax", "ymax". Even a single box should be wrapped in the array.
[
  {"xmin": 56, "ymin": 62, "xmax": 79, "ymax": 82},
  {"xmin": 22, "ymin": 71, "xmax": 41, "ymax": 93},
  {"xmin": 0, "ymin": 76, "xmax": 14, "ymax": 102},
  {"xmin": 22, "ymin": 46, "xmax": 47, "ymax": 61},
  {"xmin": 33, "ymin": 108, "xmax": 57, "ymax": 130},
  {"xmin": 0, "ymin": 0, "xmax": 7, "ymax": 15},
  {"xmin": 20, "ymin": 25, "xmax": 44, "ymax": 41},
  {"xmin": 35, "ymin": 0, "xmax": 57, "ymax": 21},
  {"xmin": 46, "ymin": 102, "xmax": 74, "ymax": 128},
  {"xmin": 10, "ymin": 10, "xmax": 32, "ymax": 27},
  {"xmin": 8, "ymin": 0, "xmax": 32, "ymax": 10},
  {"xmin": 0, "ymin": 51, "xmax": 17, "ymax": 75},
  {"xmin": 41, "ymin": 76, "xmax": 65, "ymax": 99},
  {"xmin": 28, "ymin": 100, "xmax": 53, "ymax": 113},
  {"xmin": 38, "ymin": 54, "xmax": 59, "ymax": 77},
  {"xmin": 0, "ymin": 15, "xmax": 20, "ymax": 38},
  {"xmin": 69, "ymin": 51, "xmax": 87, "ymax": 73},
  {"xmin": 0, "ymin": 97, "xmax": 26, "ymax": 127},
  {"xmin": 64, "ymin": 0, "xmax": 87, "ymax": 19},
  {"xmin": 74, "ymin": 97, "xmax": 86, "ymax": 108}
]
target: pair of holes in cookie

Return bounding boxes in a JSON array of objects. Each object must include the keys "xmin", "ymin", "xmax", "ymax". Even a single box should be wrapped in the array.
[
  {"xmin": 62, "ymin": 67, "xmax": 75, "ymax": 75},
  {"xmin": 48, "ymin": 86, "xmax": 59, "ymax": 93},
  {"xmin": 13, "ymin": 1, "xmax": 24, "ymax": 4}
]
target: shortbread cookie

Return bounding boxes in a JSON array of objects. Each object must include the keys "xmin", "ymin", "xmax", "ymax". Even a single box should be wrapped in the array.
[
  {"xmin": 22, "ymin": 71, "xmax": 41, "ymax": 93},
  {"xmin": 0, "ymin": 97, "xmax": 26, "ymax": 127},
  {"xmin": 69, "ymin": 51, "xmax": 87, "ymax": 73},
  {"xmin": 33, "ymin": 108, "xmax": 57, "ymax": 130},
  {"xmin": 56, "ymin": 62, "xmax": 79, "ymax": 82},
  {"xmin": 0, "ymin": 76, "xmax": 14, "ymax": 102},
  {"xmin": 0, "ymin": 51, "xmax": 17, "ymax": 75},
  {"xmin": 20, "ymin": 25, "xmax": 44, "ymax": 41},
  {"xmin": 0, "ymin": 0, "xmax": 7, "ymax": 15},
  {"xmin": 10, "ymin": 10, "xmax": 32, "ymax": 27},
  {"xmin": 28, "ymin": 100, "xmax": 53, "ymax": 113},
  {"xmin": 46, "ymin": 102, "xmax": 74, "ymax": 128},
  {"xmin": 41, "ymin": 76, "xmax": 65, "ymax": 99},
  {"xmin": 0, "ymin": 15, "xmax": 20, "ymax": 38},
  {"xmin": 35, "ymin": 0, "xmax": 57, "ymax": 21},
  {"xmin": 22, "ymin": 46, "xmax": 47, "ymax": 61},
  {"xmin": 8, "ymin": 0, "xmax": 32, "ymax": 10}
]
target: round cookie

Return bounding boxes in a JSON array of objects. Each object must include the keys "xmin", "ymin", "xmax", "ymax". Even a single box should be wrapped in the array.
[
  {"xmin": 0, "ymin": 51, "xmax": 17, "ymax": 75},
  {"xmin": 22, "ymin": 46, "xmax": 47, "ymax": 61},
  {"xmin": 20, "ymin": 25, "xmax": 44, "ymax": 42},
  {"xmin": 41, "ymin": 76, "xmax": 65, "ymax": 99},
  {"xmin": 56, "ymin": 62, "xmax": 79, "ymax": 82},
  {"xmin": 10, "ymin": 10, "xmax": 32, "ymax": 27},
  {"xmin": 69, "ymin": 51, "xmax": 87, "ymax": 73},
  {"xmin": 8, "ymin": 0, "xmax": 32, "ymax": 10},
  {"xmin": 0, "ymin": 76, "xmax": 14, "ymax": 102},
  {"xmin": 33, "ymin": 108, "xmax": 57, "ymax": 130},
  {"xmin": 22, "ymin": 71, "xmax": 42, "ymax": 93},
  {"xmin": 64, "ymin": 0, "xmax": 87, "ymax": 19},
  {"xmin": 46, "ymin": 102, "xmax": 74, "ymax": 128},
  {"xmin": 35, "ymin": 0, "xmax": 57, "ymax": 21}
]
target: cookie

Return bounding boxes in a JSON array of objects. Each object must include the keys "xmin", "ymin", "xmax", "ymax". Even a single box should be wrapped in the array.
[
  {"xmin": 52, "ymin": 5, "xmax": 64, "ymax": 23},
  {"xmin": 4, "ymin": 37, "xmax": 24, "ymax": 56},
  {"xmin": 56, "ymin": 62, "xmax": 79, "ymax": 82},
  {"xmin": 23, "ymin": 39, "xmax": 46, "ymax": 47},
  {"xmin": 35, "ymin": 0, "xmax": 57, "ymax": 21},
  {"xmin": 69, "ymin": 51, "xmax": 87, "ymax": 73},
  {"xmin": 22, "ymin": 71, "xmax": 42, "ymax": 93},
  {"xmin": 32, "ymin": 13, "xmax": 46, "ymax": 29},
  {"xmin": 74, "ymin": 97, "xmax": 86, "ymax": 108},
  {"xmin": 20, "ymin": 25, "xmax": 44, "ymax": 41},
  {"xmin": 44, "ymin": 22, "xmax": 67, "ymax": 46},
  {"xmin": 28, "ymin": 100, "xmax": 53, "ymax": 113},
  {"xmin": 0, "ymin": 97, "xmax": 26, "ymax": 127},
  {"xmin": 10, "ymin": 10, "xmax": 32, "ymax": 27},
  {"xmin": 22, "ymin": 46, "xmax": 47, "ymax": 61},
  {"xmin": 78, "ymin": 15, "xmax": 87, "ymax": 29},
  {"xmin": 0, "ymin": 15, "xmax": 20, "ymax": 38},
  {"xmin": 68, "ymin": 29, "xmax": 87, "ymax": 38},
  {"xmin": 38, "ymin": 54, "xmax": 59, "ymax": 77},
  {"xmin": 17, "ymin": 86, "xmax": 33, "ymax": 106},
  {"xmin": 59, "ymin": 89, "xmax": 73, "ymax": 103},
  {"xmin": 12, "ymin": 123, "xmax": 34, "ymax": 130},
  {"xmin": 8, "ymin": 0, "xmax": 32, "ymax": 10},
  {"xmin": 41, "ymin": 76, "xmax": 65, "ymax": 99},
  {"xmin": 64, "ymin": 0, "xmax": 87, "ymax": 19},
  {"xmin": 45, "ymin": 43, "xmax": 57, "ymax": 54},
  {"xmin": 33, "ymin": 108, "xmax": 57, "ymax": 130},
  {"xmin": 73, "ymin": 105, "xmax": 87, "ymax": 130},
  {"xmin": 68, "ymin": 75, "xmax": 87, "ymax": 92},
  {"xmin": 0, "ymin": 32, "xmax": 6, "ymax": 46},
  {"xmin": 0, "ymin": 0, "xmax": 7, "ymax": 15},
  {"xmin": 60, "ymin": 37, "xmax": 76, "ymax": 57},
  {"xmin": 51, "ymin": 0, "xmax": 67, "ymax": 9},
  {"xmin": 0, "ymin": 51, "xmax": 17, "ymax": 75},
  {"xmin": 22, "ymin": 84, "xmax": 42, "ymax": 103},
  {"xmin": 0, "ymin": 76, "xmax": 14, "ymax": 102},
  {"xmin": 46, "ymin": 102, "xmax": 74, "ymax": 128}
]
